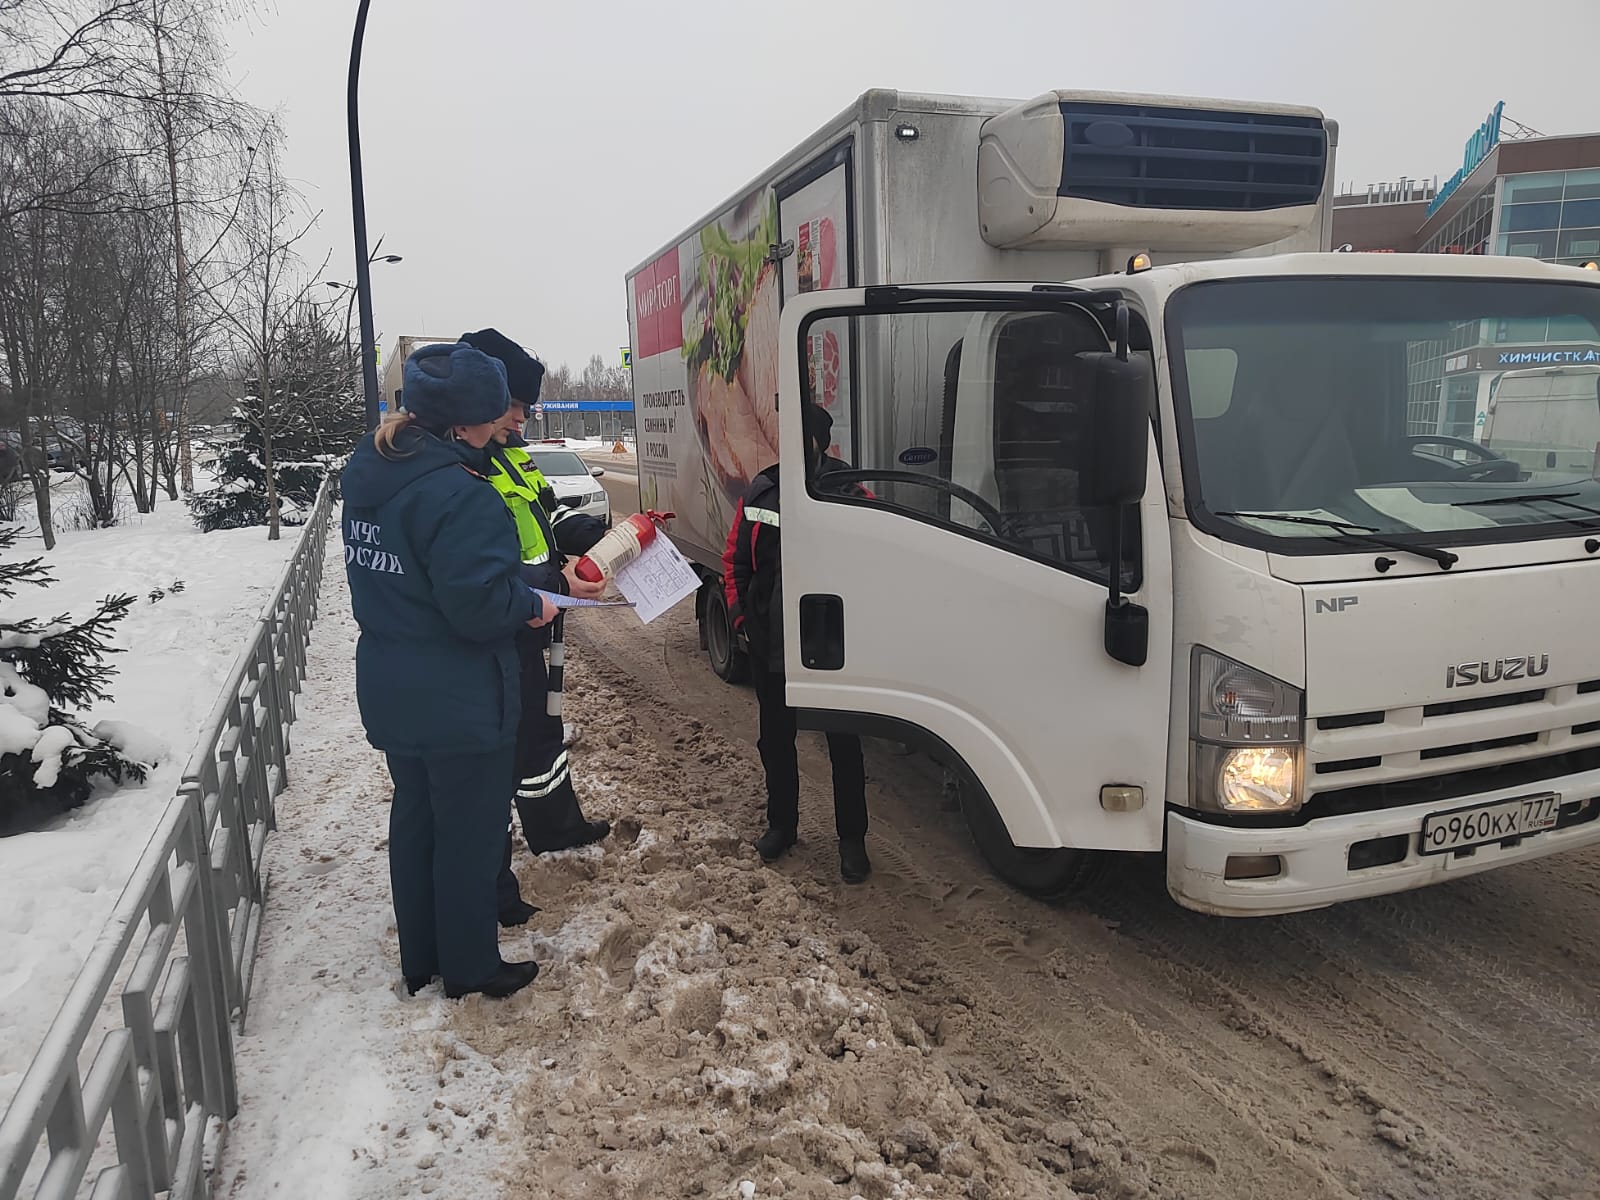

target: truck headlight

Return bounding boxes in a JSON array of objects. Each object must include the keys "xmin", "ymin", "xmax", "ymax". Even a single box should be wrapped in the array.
[{"xmin": 1190, "ymin": 649, "xmax": 1304, "ymax": 814}]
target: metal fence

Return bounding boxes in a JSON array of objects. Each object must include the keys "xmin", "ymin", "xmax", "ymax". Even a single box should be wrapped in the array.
[{"xmin": 0, "ymin": 481, "xmax": 336, "ymax": 1200}]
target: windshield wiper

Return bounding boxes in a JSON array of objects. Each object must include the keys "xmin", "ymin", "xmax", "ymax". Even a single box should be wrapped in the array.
[
  {"xmin": 1452, "ymin": 491, "xmax": 1600, "ymax": 527},
  {"xmin": 1216, "ymin": 511, "xmax": 1459, "ymax": 568}
]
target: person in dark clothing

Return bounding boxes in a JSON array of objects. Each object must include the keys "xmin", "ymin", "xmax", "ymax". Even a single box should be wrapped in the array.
[
  {"xmin": 341, "ymin": 341, "xmax": 553, "ymax": 1001},
  {"xmin": 723, "ymin": 401, "xmax": 871, "ymax": 883},
  {"xmin": 458, "ymin": 329, "xmax": 614, "ymax": 861}
]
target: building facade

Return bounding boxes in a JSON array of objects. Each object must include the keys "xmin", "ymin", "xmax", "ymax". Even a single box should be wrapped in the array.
[
  {"xmin": 535, "ymin": 400, "xmax": 635, "ymax": 441},
  {"xmin": 1332, "ymin": 108, "xmax": 1600, "ymax": 443}
]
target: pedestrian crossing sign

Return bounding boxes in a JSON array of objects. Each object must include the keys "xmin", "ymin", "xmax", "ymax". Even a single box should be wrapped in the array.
[{"xmin": 621, "ymin": 347, "xmax": 632, "ymax": 370}]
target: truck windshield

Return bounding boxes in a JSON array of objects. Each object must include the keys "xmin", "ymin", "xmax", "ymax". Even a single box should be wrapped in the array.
[{"xmin": 1166, "ymin": 277, "xmax": 1600, "ymax": 551}]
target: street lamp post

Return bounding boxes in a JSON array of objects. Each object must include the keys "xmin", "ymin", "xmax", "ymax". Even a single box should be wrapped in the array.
[
  {"xmin": 348, "ymin": 0, "xmax": 382, "ymax": 430},
  {"xmin": 324, "ymin": 245, "xmax": 401, "ymax": 397}
]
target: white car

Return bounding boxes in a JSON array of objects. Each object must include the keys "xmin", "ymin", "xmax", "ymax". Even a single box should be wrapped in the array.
[{"xmin": 528, "ymin": 448, "xmax": 611, "ymax": 527}]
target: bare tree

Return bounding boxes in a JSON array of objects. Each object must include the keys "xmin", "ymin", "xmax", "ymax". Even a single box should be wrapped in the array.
[
  {"xmin": 0, "ymin": 1, "xmax": 148, "ymax": 105},
  {"xmin": 539, "ymin": 356, "xmax": 631, "ymax": 403},
  {"xmin": 0, "ymin": 0, "xmax": 266, "ymax": 545},
  {"xmin": 193, "ymin": 136, "xmax": 329, "ymax": 540},
  {"xmin": 0, "ymin": 102, "xmax": 81, "ymax": 548}
]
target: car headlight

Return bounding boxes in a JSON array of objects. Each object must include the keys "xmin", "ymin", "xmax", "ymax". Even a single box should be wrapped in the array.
[{"xmin": 1190, "ymin": 649, "xmax": 1303, "ymax": 814}]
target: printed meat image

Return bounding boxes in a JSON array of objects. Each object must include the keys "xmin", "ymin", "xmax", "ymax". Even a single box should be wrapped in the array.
[
  {"xmin": 737, "ymin": 264, "xmax": 781, "ymax": 454},
  {"xmin": 693, "ymin": 360, "xmax": 775, "ymax": 488},
  {"xmin": 796, "ymin": 216, "xmax": 837, "ymax": 294},
  {"xmin": 808, "ymin": 327, "xmax": 842, "ymax": 452}
]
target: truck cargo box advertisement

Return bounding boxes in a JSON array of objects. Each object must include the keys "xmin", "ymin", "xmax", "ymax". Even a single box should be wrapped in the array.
[{"xmin": 629, "ymin": 160, "xmax": 851, "ymax": 560}]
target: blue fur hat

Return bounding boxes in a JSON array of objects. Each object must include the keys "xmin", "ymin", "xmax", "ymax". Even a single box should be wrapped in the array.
[{"xmin": 401, "ymin": 343, "xmax": 510, "ymax": 431}]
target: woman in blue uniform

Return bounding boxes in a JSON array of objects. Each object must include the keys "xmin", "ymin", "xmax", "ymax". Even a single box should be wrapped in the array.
[{"xmin": 340, "ymin": 342, "xmax": 552, "ymax": 1000}]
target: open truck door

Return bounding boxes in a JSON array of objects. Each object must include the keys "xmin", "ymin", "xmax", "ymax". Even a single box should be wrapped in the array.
[{"xmin": 777, "ymin": 285, "xmax": 1173, "ymax": 896}]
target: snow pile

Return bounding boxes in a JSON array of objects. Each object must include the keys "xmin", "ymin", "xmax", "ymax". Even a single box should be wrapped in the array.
[
  {"xmin": 221, "ymin": 568, "xmax": 518, "ymax": 1198},
  {"xmin": 0, "ymin": 665, "xmax": 51, "ymax": 755},
  {"xmin": 90, "ymin": 720, "xmax": 169, "ymax": 768},
  {"xmin": 490, "ymin": 717, "xmax": 1149, "ymax": 1200},
  {"xmin": 0, "ymin": 497, "xmax": 297, "ymax": 1112},
  {"xmin": 221, "ymin": 567, "xmax": 1155, "ymax": 1200}
]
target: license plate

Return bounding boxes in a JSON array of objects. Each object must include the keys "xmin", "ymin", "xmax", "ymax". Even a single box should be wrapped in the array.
[{"xmin": 1419, "ymin": 793, "xmax": 1561, "ymax": 856}]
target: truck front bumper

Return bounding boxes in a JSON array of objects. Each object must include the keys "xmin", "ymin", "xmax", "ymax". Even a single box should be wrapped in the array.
[{"xmin": 1166, "ymin": 770, "xmax": 1600, "ymax": 917}]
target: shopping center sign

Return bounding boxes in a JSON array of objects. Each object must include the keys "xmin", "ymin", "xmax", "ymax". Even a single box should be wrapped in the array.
[
  {"xmin": 1444, "ymin": 344, "xmax": 1600, "ymax": 373},
  {"xmin": 1425, "ymin": 101, "xmax": 1505, "ymax": 219}
]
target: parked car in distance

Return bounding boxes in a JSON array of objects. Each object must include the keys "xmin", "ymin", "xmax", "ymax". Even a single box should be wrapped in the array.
[{"xmin": 527, "ymin": 448, "xmax": 611, "ymax": 527}]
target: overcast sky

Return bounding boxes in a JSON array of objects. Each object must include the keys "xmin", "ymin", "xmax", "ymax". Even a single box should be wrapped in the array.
[{"xmin": 224, "ymin": 0, "xmax": 1598, "ymax": 370}]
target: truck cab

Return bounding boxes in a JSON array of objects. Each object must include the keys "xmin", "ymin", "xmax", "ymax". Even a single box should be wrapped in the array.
[{"xmin": 775, "ymin": 254, "xmax": 1600, "ymax": 915}]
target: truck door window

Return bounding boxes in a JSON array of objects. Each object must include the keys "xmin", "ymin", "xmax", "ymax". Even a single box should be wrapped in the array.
[{"xmin": 801, "ymin": 306, "xmax": 1141, "ymax": 590}]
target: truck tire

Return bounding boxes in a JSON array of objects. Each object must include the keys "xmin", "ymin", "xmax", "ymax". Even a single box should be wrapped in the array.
[
  {"xmin": 957, "ymin": 774, "xmax": 1102, "ymax": 899},
  {"xmin": 703, "ymin": 582, "xmax": 748, "ymax": 684}
]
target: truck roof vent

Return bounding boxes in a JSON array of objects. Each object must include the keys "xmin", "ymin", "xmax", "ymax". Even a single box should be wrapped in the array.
[{"xmin": 1057, "ymin": 101, "xmax": 1328, "ymax": 212}]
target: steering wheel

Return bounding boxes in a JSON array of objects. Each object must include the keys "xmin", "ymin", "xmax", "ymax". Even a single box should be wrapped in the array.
[
  {"xmin": 1404, "ymin": 435, "xmax": 1522, "ymax": 483},
  {"xmin": 817, "ymin": 469, "xmax": 1013, "ymax": 539}
]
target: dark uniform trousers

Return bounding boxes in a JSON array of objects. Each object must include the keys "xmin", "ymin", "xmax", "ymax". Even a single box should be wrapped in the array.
[
  {"xmin": 496, "ymin": 628, "xmax": 590, "ymax": 911},
  {"xmin": 386, "ymin": 745, "xmax": 514, "ymax": 987},
  {"xmin": 511, "ymin": 626, "xmax": 583, "ymax": 835},
  {"xmin": 750, "ymin": 654, "xmax": 867, "ymax": 839}
]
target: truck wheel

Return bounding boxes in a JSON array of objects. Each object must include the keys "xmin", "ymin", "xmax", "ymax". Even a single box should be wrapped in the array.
[
  {"xmin": 957, "ymin": 774, "xmax": 1102, "ymax": 899},
  {"xmin": 704, "ymin": 583, "xmax": 748, "ymax": 684}
]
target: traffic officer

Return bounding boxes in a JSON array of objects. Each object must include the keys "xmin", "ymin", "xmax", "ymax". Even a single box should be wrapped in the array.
[
  {"xmin": 723, "ymin": 401, "xmax": 871, "ymax": 883},
  {"xmin": 459, "ymin": 329, "xmax": 614, "ymax": 860},
  {"xmin": 341, "ymin": 342, "xmax": 551, "ymax": 1001}
]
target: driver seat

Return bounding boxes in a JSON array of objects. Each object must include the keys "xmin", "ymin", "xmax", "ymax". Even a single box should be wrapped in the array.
[
  {"xmin": 1227, "ymin": 355, "xmax": 1364, "ymax": 513},
  {"xmin": 991, "ymin": 310, "xmax": 1110, "ymax": 562}
]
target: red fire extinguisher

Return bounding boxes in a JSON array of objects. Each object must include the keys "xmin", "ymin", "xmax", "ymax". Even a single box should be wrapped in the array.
[{"xmin": 573, "ymin": 510, "xmax": 673, "ymax": 584}]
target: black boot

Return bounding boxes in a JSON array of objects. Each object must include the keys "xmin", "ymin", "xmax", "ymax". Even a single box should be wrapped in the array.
[
  {"xmin": 754, "ymin": 826, "xmax": 798, "ymax": 863},
  {"xmin": 498, "ymin": 897, "xmax": 540, "ymax": 928},
  {"xmin": 444, "ymin": 959, "xmax": 540, "ymax": 1000},
  {"xmin": 840, "ymin": 838, "xmax": 872, "ymax": 884},
  {"xmin": 404, "ymin": 974, "xmax": 436, "ymax": 996},
  {"xmin": 526, "ymin": 818, "xmax": 611, "ymax": 854},
  {"xmin": 521, "ymin": 780, "xmax": 612, "ymax": 854}
]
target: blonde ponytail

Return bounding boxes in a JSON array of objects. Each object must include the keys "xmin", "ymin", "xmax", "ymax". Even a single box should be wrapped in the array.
[{"xmin": 373, "ymin": 411, "xmax": 418, "ymax": 460}]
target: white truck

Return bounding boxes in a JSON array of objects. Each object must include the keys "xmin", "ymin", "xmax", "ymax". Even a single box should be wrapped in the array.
[
  {"xmin": 1480, "ymin": 363, "xmax": 1600, "ymax": 482},
  {"xmin": 380, "ymin": 334, "xmax": 475, "ymax": 414},
  {"xmin": 626, "ymin": 88, "xmax": 1600, "ymax": 915}
]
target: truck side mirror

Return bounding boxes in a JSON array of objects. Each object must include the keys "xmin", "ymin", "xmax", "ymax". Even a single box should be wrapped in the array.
[
  {"xmin": 1078, "ymin": 351, "xmax": 1153, "ymax": 508},
  {"xmin": 1072, "ymin": 347, "xmax": 1154, "ymax": 667}
]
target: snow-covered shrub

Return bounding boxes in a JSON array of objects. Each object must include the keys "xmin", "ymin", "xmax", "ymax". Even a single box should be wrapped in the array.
[
  {"xmin": 188, "ymin": 309, "xmax": 361, "ymax": 533},
  {"xmin": 0, "ymin": 527, "xmax": 148, "ymax": 836},
  {"xmin": 185, "ymin": 414, "xmax": 331, "ymax": 533}
]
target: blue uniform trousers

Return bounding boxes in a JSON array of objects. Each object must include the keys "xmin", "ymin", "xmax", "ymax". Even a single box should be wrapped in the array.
[{"xmin": 385, "ymin": 746, "xmax": 514, "ymax": 987}]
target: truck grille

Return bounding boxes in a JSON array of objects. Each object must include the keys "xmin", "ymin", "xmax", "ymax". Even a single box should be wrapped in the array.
[
  {"xmin": 1057, "ymin": 101, "xmax": 1327, "ymax": 212},
  {"xmin": 1304, "ymin": 679, "xmax": 1600, "ymax": 819}
]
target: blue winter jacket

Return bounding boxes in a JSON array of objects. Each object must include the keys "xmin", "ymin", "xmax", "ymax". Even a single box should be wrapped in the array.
[{"xmin": 340, "ymin": 426, "xmax": 541, "ymax": 755}]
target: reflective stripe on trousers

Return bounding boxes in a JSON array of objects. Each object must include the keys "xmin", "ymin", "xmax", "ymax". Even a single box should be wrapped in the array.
[{"xmin": 516, "ymin": 750, "xmax": 571, "ymax": 800}]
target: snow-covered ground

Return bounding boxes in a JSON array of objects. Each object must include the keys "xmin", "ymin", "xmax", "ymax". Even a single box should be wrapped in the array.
[
  {"xmin": 0, "ymin": 492, "xmax": 300, "ymax": 1113},
  {"xmin": 220, "ymin": 565, "xmax": 1142, "ymax": 1200}
]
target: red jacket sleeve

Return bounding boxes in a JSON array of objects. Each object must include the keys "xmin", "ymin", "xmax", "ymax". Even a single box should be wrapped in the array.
[{"xmin": 721, "ymin": 498, "xmax": 748, "ymax": 628}]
